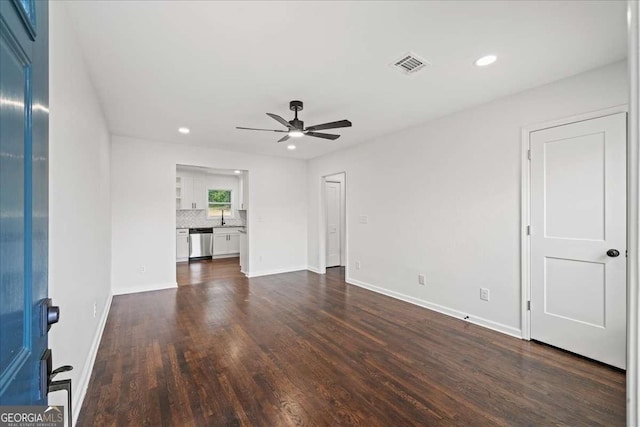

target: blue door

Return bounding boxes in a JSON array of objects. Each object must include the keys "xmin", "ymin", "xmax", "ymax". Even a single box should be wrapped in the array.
[{"xmin": 0, "ymin": 0, "xmax": 50, "ymax": 404}]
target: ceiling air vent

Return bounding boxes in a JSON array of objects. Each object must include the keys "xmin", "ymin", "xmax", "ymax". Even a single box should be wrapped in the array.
[{"xmin": 391, "ymin": 52, "xmax": 429, "ymax": 75}]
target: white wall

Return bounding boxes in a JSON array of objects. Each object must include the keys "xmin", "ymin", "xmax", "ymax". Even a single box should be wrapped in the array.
[
  {"xmin": 48, "ymin": 2, "xmax": 112, "ymax": 422},
  {"xmin": 111, "ymin": 136, "xmax": 307, "ymax": 293},
  {"xmin": 307, "ymin": 60, "xmax": 628, "ymax": 336}
]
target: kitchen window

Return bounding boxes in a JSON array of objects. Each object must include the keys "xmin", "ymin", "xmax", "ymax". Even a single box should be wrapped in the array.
[{"xmin": 207, "ymin": 189, "xmax": 232, "ymax": 218}]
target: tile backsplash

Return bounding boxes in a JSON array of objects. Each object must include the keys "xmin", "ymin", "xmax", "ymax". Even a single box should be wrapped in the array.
[{"xmin": 176, "ymin": 210, "xmax": 245, "ymax": 229}]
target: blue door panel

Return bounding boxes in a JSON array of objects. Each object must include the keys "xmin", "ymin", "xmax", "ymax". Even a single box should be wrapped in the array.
[
  {"xmin": 0, "ymin": 0, "xmax": 48, "ymax": 405},
  {"xmin": 15, "ymin": 0, "xmax": 36, "ymax": 37},
  {"xmin": 0, "ymin": 8, "xmax": 30, "ymax": 402}
]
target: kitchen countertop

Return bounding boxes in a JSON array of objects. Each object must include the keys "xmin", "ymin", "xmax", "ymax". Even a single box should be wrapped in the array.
[{"xmin": 177, "ymin": 225, "xmax": 246, "ymax": 229}]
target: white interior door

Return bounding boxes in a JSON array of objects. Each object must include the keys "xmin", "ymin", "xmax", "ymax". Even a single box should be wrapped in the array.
[
  {"xmin": 326, "ymin": 181, "xmax": 342, "ymax": 268},
  {"xmin": 530, "ymin": 112, "xmax": 627, "ymax": 369}
]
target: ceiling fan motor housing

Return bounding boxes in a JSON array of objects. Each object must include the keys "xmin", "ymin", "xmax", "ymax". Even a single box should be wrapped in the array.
[{"xmin": 289, "ymin": 119, "xmax": 304, "ymax": 130}]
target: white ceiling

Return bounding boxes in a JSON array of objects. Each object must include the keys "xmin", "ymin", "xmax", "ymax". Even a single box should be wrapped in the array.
[{"xmin": 65, "ymin": 1, "xmax": 627, "ymax": 160}]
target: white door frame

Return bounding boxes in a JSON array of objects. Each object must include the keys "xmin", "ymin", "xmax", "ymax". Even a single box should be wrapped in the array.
[
  {"xmin": 324, "ymin": 179, "xmax": 344, "ymax": 268},
  {"xmin": 520, "ymin": 105, "xmax": 629, "ymax": 341},
  {"xmin": 318, "ymin": 172, "xmax": 347, "ymax": 275},
  {"xmin": 627, "ymin": 1, "xmax": 639, "ymax": 424}
]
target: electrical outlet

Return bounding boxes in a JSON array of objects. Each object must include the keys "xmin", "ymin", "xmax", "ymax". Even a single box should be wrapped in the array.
[
  {"xmin": 358, "ymin": 215, "xmax": 369, "ymax": 224},
  {"xmin": 93, "ymin": 302, "xmax": 97, "ymax": 318},
  {"xmin": 418, "ymin": 274, "xmax": 426, "ymax": 285},
  {"xmin": 140, "ymin": 265, "xmax": 146, "ymax": 273},
  {"xmin": 355, "ymin": 261, "xmax": 361, "ymax": 270},
  {"xmin": 480, "ymin": 288, "xmax": 490, "ymax": 301}
]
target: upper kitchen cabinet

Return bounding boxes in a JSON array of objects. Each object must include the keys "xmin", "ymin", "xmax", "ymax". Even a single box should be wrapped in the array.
[
  {"xmin": 176, "ymin": 174, "xmax": 207, "ymax": 210},
  {"xmin": 238, "ymin": 171, "xmax": 249, "ymax": 210},
  {"xmin": 192, "ymin": 178, "xmax": 207, "ymax": 209}
]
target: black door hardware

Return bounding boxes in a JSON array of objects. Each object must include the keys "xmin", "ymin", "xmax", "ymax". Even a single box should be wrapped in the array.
[
  {"xmin": 40, "ymin": 349, "xmax": 73, "ymax": 427},
  {"xmin": 40, "ymin": 298, "xmax": 60, "ymax": 334},
  {"xmin": 607, "ymin": 249, "xmax": 620, "ymax": 257}
]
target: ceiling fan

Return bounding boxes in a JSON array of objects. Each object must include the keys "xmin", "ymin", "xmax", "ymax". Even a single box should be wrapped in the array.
[{"xmin": 236, "ymin": 100, "xmax": 352, "ymax": 143}]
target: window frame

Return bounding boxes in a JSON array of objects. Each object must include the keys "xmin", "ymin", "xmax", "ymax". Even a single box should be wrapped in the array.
[{"xmin": 206, "ymin": 188, "xmax": 234, "ymax": 219}]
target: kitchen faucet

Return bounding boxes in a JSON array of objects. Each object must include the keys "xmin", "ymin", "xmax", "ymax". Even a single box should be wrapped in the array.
[{"xmin": 221, "ymin": 208, "xmax": 226, "ymax": 226}]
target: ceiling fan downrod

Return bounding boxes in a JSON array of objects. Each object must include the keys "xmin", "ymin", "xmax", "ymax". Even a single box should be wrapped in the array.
[{"xmin": 289, "ymin": 100, "xmax": 303, "ymax": 129}]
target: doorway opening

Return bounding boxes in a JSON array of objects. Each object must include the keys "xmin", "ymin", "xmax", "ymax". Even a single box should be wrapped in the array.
[
  {"xmin": 322, "ymin": 173, "xmax": 347, "ymax": 273},
  {"xmin": 175, "ymin": 165, "xmax": 250, "ymax": 285}
]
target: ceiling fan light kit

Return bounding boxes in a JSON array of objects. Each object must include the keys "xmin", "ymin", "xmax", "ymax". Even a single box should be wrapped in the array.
[{"xmin": 236, "ymin": 100, "xmax": 352, "ymax": 144}]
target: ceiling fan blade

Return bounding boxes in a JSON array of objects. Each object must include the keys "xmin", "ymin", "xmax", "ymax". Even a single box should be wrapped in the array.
[
  {"xmin": 236, "ymin": 126, "xmax": 288, "ymax": 133},
  {"xmin": 305, "ymin": 120, "xmax": 352, "ymax": 132},
  {"xmin": 306, "ymin": 132, "xmax": 340, "ymax": 140},
  {"xmin": 277, "ymin": 135, "xmax": 291, "ymax": 143},
  {"xmin": 266, "ymin": 113, "xmax": 294, "ymax": 129}
]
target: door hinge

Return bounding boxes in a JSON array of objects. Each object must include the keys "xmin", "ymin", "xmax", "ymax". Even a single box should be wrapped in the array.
[
  {"xmin": 526, "ymin": 225, "xmax": 530, "ymax": 235},
  {"xmin": 527, "ymin": 149, "xmax": 531, "ymax": 160},
  {"xmin": 527, "ymin": 300, "xmax": 531, "ymax": 311}
]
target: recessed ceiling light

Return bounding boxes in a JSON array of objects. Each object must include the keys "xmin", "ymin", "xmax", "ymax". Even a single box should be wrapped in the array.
[
  {"xmin": 475, "ymin": 55, "xmax": 497, "ymax": 67},
  {"xmin": 287, "ymin": 144, "xmax": 296, "ymax": 150},
  {"xmin": 233, "ymin": 170, "xmax": 241, "ymax": 174},
  {"xmin": 178, "ymin": 127, "xmax": 190, "ymax": 134},
  {"xmin": 288, "ymin": 130, "xmax": 304, "ymax": 138}
]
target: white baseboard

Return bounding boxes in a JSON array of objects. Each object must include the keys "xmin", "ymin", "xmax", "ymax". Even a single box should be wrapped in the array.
[
  {"xmin": 306, "ymin": 266, "xmax": 323, "ymax": 274},
  {"xmin": 246, "ymin": 266, "xmax": 308, "ymax": 278},
  {"xmin": 111, "ymin": 282, "xmax": 177, "ymax": 296},
  {"xmin": 72, "ymin": 292, "xmax": 113, "ymax": 426},
  {"xmin": 211, "ymin": 254, "xmax": 240, "ymax": 260},
  {"xmin": 346, "ymin": 276, "xmax": 522, "ymax": 339}
]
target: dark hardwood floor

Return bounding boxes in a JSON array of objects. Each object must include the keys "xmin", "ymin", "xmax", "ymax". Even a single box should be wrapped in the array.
[
  {"xmin": 78, "ymin": 264, "xmax": 625, "ymax": 426},
  {"xmin": 177, "ymin": 257, "xmax": 243, "ymax": 286}
]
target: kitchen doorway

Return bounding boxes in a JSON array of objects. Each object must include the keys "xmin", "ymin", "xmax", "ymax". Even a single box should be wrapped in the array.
[{"xmin": 175, "ymin": 165, "xmax": 249, "ymax": 283}]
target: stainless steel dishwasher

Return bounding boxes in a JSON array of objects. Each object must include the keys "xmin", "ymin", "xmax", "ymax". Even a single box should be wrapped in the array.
[{"xmin": 188, "ymin": 227, "xmax": 213, "ymax": 260}]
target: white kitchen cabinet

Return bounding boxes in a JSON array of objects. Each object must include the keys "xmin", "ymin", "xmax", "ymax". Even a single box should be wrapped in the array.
[
  {"xmin": 238, "ymin": 175, "xmax": 243, "ymax": 210},
  {"xmin": 212, "ymin": 228, "xmax": 242, "ymax": 255},
  {"xmin": 228, "ymin": 233, "xmax": 240, "ymax": 253},
  {"xmin": 192, "ymin": 178, "xmax": 207, "ymax": 209},
  {"xmin": 176, "ymin": 229, "xmax": 189, "ymax": 261},
  {"xmin": 239, "ymin": 231, "xmax": 248, "ymax": 273},
  {"xmin": 177, "ymin": 174, "xmax": 206, "ymax": 210},
  {"xmin": 238, "ymin": 172, "xmax": 249, "ymax": 210},
  {"xmin": 212, "ymin": 234, "xmax": 228, "ymax": 255}
]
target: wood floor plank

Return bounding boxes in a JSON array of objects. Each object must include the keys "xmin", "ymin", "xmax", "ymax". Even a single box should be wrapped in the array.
[{"xmin": 77, "ymin": 262, "xmax": 625, "ymax": 426}]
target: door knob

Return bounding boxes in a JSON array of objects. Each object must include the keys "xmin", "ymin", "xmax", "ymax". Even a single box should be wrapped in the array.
[
  {"xmin": 47, "ymin": 305, "xmax": 60, "ymax": 326},
  {"xmin": 40, "ymin": 298, "xmax": 60, "ymax": 334},
  {"xmin": 607, "ymin": 249, "xmax": 620, "ymax": 258}
]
